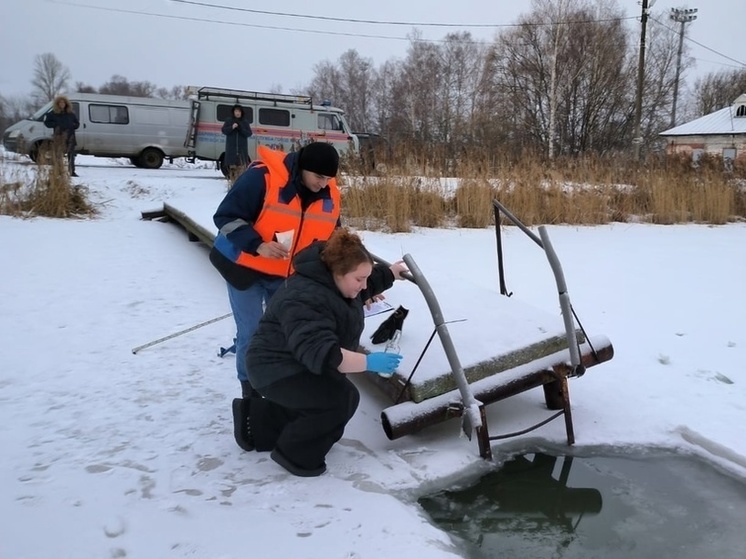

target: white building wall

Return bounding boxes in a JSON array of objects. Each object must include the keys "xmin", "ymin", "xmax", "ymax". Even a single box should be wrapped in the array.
[{"xmin": 664, "ymin": 134, "xmax": 746, "ymax": 162}]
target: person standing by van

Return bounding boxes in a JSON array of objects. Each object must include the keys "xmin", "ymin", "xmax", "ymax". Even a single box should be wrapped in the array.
[
  {"xmin": 209, "ymin": 142, "xmax": 342, "ymax": 451},
  {"xmin": 221, "ymin": 104, "xmax": 252, "ymax": 178},
  {"xmin": 44, "ymin": 95, "xmax": 80, "ymax": 177}
]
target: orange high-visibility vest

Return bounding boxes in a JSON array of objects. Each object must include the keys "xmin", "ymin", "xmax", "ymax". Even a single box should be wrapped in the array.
[{"xmin": 234, "ymin": 146, "xmax": 340, "ymax": 277}]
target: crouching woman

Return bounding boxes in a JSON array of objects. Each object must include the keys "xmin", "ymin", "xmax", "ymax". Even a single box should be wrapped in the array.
[{"xmin": 236, "ymin": 228, "xmax": 407, "ymax": 477}]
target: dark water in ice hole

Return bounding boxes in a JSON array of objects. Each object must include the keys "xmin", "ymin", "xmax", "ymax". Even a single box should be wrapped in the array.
[{"xmin": 418, "ymin": 452, "xmax": 746, "ymax": 559}]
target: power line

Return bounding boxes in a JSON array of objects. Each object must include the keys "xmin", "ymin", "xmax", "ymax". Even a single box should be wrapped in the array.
[
  {"xmin": 649, "ymin": 14, "xmax": 746, "ymax": 69},
  {"xmin": 171, "ymin": 0, "xmax": 502, "ymax": 27},
  {"xmin": 51, "ymin": 0, "xmax": 635, "ymax": 36},
  {"xmin": 50, "ymin": 0, "xmax": 745, "ymax": 72},
  {"xmin": 690, "ymin": 58, "xmax": 746, "ymax": 71},
  {"xmin": 48, "ymin": 0, "xmax": 636, "ymax": 45},
  {"xmin": 685, "ymin": 35, "xmax": 746, "ymax": 68},
  {"xmin": 47, "ymin": 0, "xmax": 422, "ymax": 42},
  {"xmin": 171, "ymin": 0, "xmax": 635, "ymax": 29}
]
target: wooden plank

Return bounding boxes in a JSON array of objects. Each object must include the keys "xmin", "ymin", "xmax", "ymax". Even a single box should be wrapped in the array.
[
  {"xmin": 140, "ymin": 207, "xmax": 168, "ymax": 221},
  {"xmin": 367, "ymin": 329, "xmax": 588, "ymax": 403},
  {"xmin": 162, "ymin": 203, "xmax": 216, "ymax": 247}
]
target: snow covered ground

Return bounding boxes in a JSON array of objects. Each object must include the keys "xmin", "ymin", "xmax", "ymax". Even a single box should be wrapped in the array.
[{"xmin": 2, "ymin": 154, "xmax": 745, "ymax": 558}]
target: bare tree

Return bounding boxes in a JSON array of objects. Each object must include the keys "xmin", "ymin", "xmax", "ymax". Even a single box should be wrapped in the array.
[
  {"xmin": 153, "ymin": 85, "xmax": 188, "ymax": 100},
  {"xmin": 98, "ymin": 75, "xmax": 157, "ymax": 97},
  {"xmin": 306, "ymin": 60, "xmax": 343, "ymax": 110},
  {"xmin": 491, "ymin": 12, "xmax": 561, "ymax": 152},
  {"xmin": 558, "ymin": 1, "xmax": 633, "ymax": 153},
  {"xmin": 369, "ymin": 59, "xmax": 401, "ymax": 137},
  {"xmin": 691, "ymin": 68, "xmax": 746, "ymax": 115},
  {"xmin": 294, "ymin": 0, "xmax": 699, "ymax": 164},
  {"xmin": 490, "ymin": 0, "xmax": 633, "ymax": 155},
  {"xmin": 525, "ymin": 0, "xmax": 574, "ymax": 158},
  {"xmin": 0, "ymin": 94, "xmax": 38, "ymax": 135},
  {"xmin": 170, "ymin": 85, "xmax": 190, "ymax": 100},
  {"xmin": 397, "ymin": 32, "xmax": 443, "ymax": 148},
  {"xmin": 75, "ymin": 82, "xmax": 97, "ymax": 93},
  {"xmin": 31, "ymin": 53, "xmax": 71, "ymax": 103},
  {"xmin": 99, "ymin": 75, "xmax": 130, "ymax": 96},
  {"xmin": 337, "ymin": 50, "xmax": 375, "ymax": 132},
  {"xmin": 436, "ymin": 32, "xmax": 488, "ymax": 161},
  {"xmin": 470, "ymin": 45, "xmax": 511, "ymax": 158},
  {"xmin": 306, "ymin": 50, "xmax": 375, "ymax": 132}
]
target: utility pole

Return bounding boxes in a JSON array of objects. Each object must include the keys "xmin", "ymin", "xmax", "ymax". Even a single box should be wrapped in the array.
[
  {"xmin": 633, "ymin": 0, "xmax": 651, "ymax": 160},
  {"xmin": 669, "ymin": 7, "xmax": 698, "ymax": 128}
]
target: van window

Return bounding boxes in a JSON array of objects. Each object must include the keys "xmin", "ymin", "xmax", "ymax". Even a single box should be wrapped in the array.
[
  {"xmin": 32, "ymin": 104, "xmax": 52, "ymax": 121},
  {"xmin": 259, "ymin": 108, "xmax": 290, "ymax": 127},
  {"xmin": 90, "ymin": 104, "xmax": 129, "ymax": 125},
  {"xmin": 217, "ymin": 104, "xmax": 253, "ymax": 123},
  {"xmin": 318, "ymin": 113, "xmax": 343, "ymax": 131}
]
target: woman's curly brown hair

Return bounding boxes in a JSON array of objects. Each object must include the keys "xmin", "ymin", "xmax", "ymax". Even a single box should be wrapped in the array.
[{"xmin": 320, "ymin": 227, "xmax": 373, "ymax": 276}]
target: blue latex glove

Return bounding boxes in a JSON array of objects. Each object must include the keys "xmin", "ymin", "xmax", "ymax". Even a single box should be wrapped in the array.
[{"xmin": 366, "ymin": 352, "xmax": 402, "ymax": 376}]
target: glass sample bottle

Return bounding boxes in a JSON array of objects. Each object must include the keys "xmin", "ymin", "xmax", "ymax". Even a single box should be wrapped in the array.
[
  {"xmin": 380, "ymin": 329, "xmax": 402, "ymax": 378},
  {"xmin": 385, "ymin": 329, "xmax": 402, "ymax": 354}
]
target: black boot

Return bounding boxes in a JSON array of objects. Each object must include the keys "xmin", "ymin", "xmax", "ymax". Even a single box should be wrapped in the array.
[
  {"xmin": 270, "ymin": 449, "xmax": 326, "ymax": 477},
  {"xmin": 232, "ymin": 398, "xmax": 255, "ymax": 452}
]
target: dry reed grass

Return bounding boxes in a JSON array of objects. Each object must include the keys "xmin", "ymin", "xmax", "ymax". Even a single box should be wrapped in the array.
[
  {"xmin": 0, "ymin": 143, "xmax": 96, "ymax": 218},
  {"xmin": 341, "ymin": 146, "xmax": 746, "ymax": 230},
  {"xmin": 2, "ymin": 140, "xmax": 743, "ymax": 228}
]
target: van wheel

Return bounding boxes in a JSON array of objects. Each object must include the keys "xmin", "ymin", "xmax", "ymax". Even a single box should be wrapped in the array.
[
  {"xmin": 130, "ymin": 156, "xmax": 144, "ymax": 168},
  {"xmin": 139, "ymin": 148, "xmax": 164, "ymax": 169}
]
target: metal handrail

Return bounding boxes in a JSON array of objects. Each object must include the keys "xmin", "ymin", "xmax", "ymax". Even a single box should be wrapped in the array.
[
  {"xmin": 492, "ymin": 199, "xmax": 585, "ymax": 375},
  {"xmin": 371, "ymin": 253, "xmax": 483, "ymax": 440},
  {"xmin": 539, "ymin": 227, "xmax": 582, "ymax": 373}
]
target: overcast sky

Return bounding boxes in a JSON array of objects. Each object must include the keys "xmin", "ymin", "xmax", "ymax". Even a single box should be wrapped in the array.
[{"xmin": 2, "ymin": 0, "xmax": 745, "ymax": 101}]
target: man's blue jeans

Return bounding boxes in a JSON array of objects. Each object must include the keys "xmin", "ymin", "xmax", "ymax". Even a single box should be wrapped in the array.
[{"xmin": 226, "ymin": 277, "xmax": 283, "ymax": 383}]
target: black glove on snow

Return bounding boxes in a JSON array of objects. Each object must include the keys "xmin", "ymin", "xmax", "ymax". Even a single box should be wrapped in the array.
[{"xmin": 370, "ymin": 305, "xmax": 409, "ymax": 344}]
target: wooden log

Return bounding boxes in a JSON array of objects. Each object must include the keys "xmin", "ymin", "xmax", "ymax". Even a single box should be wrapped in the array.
[{"xmin": 380, "ymin": 336, "xmax": 613, "ymax": 440}]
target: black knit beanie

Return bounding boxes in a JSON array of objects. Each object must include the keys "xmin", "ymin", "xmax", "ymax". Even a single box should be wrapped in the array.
[{"xmin": 298, "ymin": 142, "xmax": 339, "ymax": 177}]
